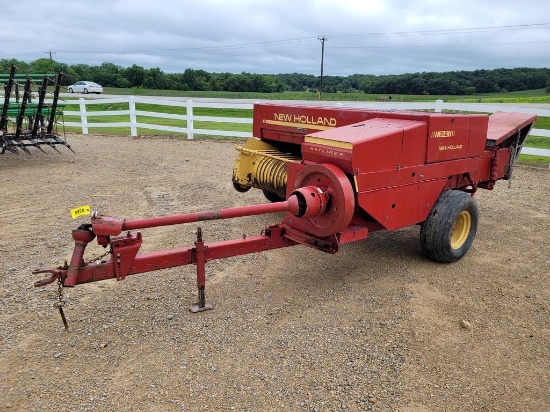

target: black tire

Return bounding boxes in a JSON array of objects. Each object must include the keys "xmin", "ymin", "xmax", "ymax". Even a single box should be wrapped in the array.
[
  {"xmin": 83, "ymin": 88, "xmax": 89, "ymax": 94},
  {"xmin": 68, "ymin": 88, "xmax": 73, "ymax": 93},
  {"xmin": 420, "ymin": 190, "xmax": 478, "ymax": 263},
  {"xmin": 262, "ymin": 189, "xmax": 285, "ymax": 203}
]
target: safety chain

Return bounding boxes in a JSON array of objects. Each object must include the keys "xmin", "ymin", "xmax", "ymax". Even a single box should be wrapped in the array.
[
  {"xmin": 54, "ymin": 276, "xmax": 69, "ymax": 330},
  {"xmin": 508, "ymin": 129, "xmax": 522, "ymax": 189},
  {"xmin": 51, "ymin": 249, "xmax": 111, "ymax": 331},
  {"xmin": 84, "ymin": 249, "xmax": 111, "ymax": 265}
]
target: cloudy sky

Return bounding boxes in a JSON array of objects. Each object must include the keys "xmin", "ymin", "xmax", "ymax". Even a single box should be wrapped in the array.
[{"xmin": 3, "ymin": 0, "xmax": 549, "ymax": 76}]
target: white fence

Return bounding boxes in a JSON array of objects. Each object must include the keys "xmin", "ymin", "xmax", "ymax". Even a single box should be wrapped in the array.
[
  {"xmin": 62, "ymin": 96, "xmax": 252, "ymax": 140},
  {"xmin": 60, "ymin": 97, "xmax": 550, "ymax": 157}
]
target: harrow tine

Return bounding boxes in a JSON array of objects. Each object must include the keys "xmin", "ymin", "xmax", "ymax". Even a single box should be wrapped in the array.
[
  {"xmin": 18, "ymin": 142, "xmax": 32, "ymax": 155},
  {"xmin": 3, "ymin": 142, "xmax": 19, "ymax": 154},
  {"xmin": 49, "ymin": 144, "xmax": 62, "ymax": 154},
  {"xmin": 28, "ymin": 138, "xmax": 47, "ymax": 153},
  {"xmin": 40, "ymin": 135, "xmax": 62, "ymax": 153},
  {"xmin": 48, "ymin": 133, "xmax": 74, "ymax": 153}
]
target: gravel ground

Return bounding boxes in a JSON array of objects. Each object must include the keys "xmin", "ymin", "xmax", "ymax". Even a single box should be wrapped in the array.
[{"xmin": 0, "ymin": 134, "xmax": 548, "ymax": 411}]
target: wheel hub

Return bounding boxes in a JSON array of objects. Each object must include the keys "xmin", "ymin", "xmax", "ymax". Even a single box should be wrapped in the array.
[{"xmin": 451, "ymin": 211, "xmax": 471, "ymax": 249}]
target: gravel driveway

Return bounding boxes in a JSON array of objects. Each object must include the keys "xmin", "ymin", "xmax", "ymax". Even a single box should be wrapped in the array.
[{"xmin": 1, "ymin": 135, "xmax": 548, "ymax": 411}]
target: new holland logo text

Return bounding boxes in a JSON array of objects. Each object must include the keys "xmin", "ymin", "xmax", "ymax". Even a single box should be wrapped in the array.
[
  {"xmin": 439, "ymin": 144, "xmax": 463, "ymax": 151},
  {"xmin": 274, "ymin": 113, "xmax": 337, "ymax": 127}
]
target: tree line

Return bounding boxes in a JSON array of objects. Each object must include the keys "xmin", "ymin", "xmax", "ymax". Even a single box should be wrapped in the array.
[{"xmin": 2, "ymin": 58, "xmax": 550, "ymax": 95}]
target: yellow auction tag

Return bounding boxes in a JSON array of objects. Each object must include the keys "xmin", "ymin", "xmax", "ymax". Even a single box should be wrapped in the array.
[{"xmin": 70, "ymin": 205, "xmax": 91, "ymax": 219}]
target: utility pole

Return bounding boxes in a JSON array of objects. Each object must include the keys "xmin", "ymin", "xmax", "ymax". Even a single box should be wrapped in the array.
[
  {"xmin": 44, "ymin": 50, "xmax": 56, "ymax": 73},
  {"xmin": 318, "ymin": 36, "xmax": 327, "ymax": 100}
]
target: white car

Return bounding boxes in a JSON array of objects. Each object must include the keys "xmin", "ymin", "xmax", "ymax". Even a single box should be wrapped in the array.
[{"xmin": 67, "ymin": 81, "xmax": 103, "ymax": 94}]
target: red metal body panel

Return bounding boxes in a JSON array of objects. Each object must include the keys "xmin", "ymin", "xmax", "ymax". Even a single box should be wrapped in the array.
[
  {"xmin": 357, "ymin": 179, "xmax": 447, "ymax": 230},
  {"xmin": 303, "ymin": 118, "xmax": 426, "ymax": 174},
  {"xmin": 467, "ymin": 115, "xmax": 490, "ymax": 156},
  {"xmin": 487, "ymin": 112, "xmax": 537, "ymax": 144},
  {"xmin": 426, "ymin": 115, "xmax": 471, "ymax": 163}
]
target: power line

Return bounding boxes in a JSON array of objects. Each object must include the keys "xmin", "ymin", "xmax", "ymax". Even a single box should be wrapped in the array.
[
  {"xmin": 16, "ymin": 22, "xmax": 547, "ymax": 59},
  {"xmin": 332, "ymin": 40, "xmax": 550, "ymax": 50},
  {"xmin": 330, "ymin": 22, "xmax": 550, "ymax": 39}
]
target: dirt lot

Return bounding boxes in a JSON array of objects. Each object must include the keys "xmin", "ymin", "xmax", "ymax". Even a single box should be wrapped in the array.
[{"xmin": 0, "ymin": 134, "xmax": 548, "ymax": 411}]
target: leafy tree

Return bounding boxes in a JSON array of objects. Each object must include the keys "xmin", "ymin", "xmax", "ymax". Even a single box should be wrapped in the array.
[
  {"xmin": 29, "ymin": 58, "xmax": 55, "ymax": 73},
  {"xmin": 3, "ymin": 58, "xmax": 549, "ymax": 95},
  {"xmin": 126, "ymin": 64, "xmax": 146, "ymax": 87}
]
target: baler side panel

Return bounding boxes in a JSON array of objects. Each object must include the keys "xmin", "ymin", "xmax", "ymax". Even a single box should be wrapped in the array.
[
  {"xmin": 357, "ymin": 179, "xmax": 447, "ymax": 230},
  {"xmin": 467, "ymin": 115, "xmax": 489, "ymax": 157},
  {"xmin": 426, "ymin": 115, "xmax": 471, "ymax": 163},
  {"xmin": 355, "ymin": 155, "xmax": 486, "ymax": 229},
  {"xmin": 401, "ymin": 122, "xmax": 428, "ymax": 167}
]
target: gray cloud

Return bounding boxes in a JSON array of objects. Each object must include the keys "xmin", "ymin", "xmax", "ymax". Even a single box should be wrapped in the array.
[{"xmin": 2, "ymin": 0, "xmax": 549, "ymax": 75}]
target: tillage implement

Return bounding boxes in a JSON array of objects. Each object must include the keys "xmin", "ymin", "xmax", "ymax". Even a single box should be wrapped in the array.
[{"xmin": 1, "ymin": 64, "xmax": 72, "ymax": 154}]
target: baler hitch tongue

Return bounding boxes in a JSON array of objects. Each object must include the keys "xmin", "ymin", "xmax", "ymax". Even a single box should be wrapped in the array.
[
  {"xmin": 31, "ymin": 180, "xmax": 341, "ymax": 329},
  {"xmin": 32, "ymin": 266, "xmax": 66, "ymax": 287}
]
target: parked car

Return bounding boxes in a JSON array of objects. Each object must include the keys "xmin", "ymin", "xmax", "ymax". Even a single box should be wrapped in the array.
[{"xmin": 67, "ymin": 81, "xmax": 103, "ymax": 94}]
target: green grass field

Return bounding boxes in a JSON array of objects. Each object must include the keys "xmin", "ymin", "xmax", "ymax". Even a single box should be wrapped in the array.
[{"xmin": 101, "ymin": 87, "xmax": 550, "ymax": 104}]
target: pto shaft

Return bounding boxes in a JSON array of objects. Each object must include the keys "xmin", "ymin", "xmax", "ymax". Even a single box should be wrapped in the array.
[
  {"xmin": 122, "ymin": 197, "xmax": 299, "ymax": 231},
  {"xmin": 91, "ymin": 187, "xmax": 328, "ymax": 237}
]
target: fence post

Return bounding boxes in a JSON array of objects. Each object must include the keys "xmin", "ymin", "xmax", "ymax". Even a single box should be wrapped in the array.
[
  {"xmin": 186, "ymin": 99, "xmax": 194, "ymax": 140},
  {"xmin": 435, "ymin": 99, "xmax": 443, "ymax": 113},
  {"xmin": 79, "ymin": 98, "xmax": 88, "ymax": 135},
  {"xmin": 129, "ymin": 95, "xmax": 137, "ymax": 137}
]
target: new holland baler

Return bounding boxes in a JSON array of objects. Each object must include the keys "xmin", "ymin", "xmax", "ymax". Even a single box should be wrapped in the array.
[{"xmin": 33, "ymin": 103, "xmax": 536, "ymax": 328}]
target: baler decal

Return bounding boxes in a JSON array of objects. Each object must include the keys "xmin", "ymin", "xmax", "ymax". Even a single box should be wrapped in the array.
[
  {"xmin": 431, "ymin": 130, "xmax": 456, "ymax": 138},
  {"xmin": 265, "ymin": 112, "xmax": 338, "ymax": 131},
  {"xmin": 439, "ymin": 144, "xmax": 463, "ymax": 151}
]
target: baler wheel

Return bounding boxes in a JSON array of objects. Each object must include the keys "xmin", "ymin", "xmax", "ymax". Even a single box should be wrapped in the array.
[{"xmin": 420, "ymin": 190, "xmax": 478, "ymax": 263}]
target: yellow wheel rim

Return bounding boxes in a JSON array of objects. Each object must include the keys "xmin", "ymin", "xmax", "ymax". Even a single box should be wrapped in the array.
[{"xmin": 451, "ymin": 211, "xmax": 471, "ymax": 249}]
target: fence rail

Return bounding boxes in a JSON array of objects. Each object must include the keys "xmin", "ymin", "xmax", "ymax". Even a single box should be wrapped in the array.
[
  {"xmin": 22, "ymin": 96, "xmax": 550, "ymax": 157},
  {"xmin": 61, "ymin": 97, "xmax": 253, "ymax": 139}
]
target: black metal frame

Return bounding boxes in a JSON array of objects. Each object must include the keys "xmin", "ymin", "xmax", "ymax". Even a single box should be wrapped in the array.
[{"xmin": 1, "ymin": 65, "xmax": 73, "ymax": 154}]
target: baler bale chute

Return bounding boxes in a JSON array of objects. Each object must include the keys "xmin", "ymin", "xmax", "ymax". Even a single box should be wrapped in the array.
[
  {"xmin": 1, "ymin": 64, "xmax": 72, "ymax": 154},
  {"xmin": 33, "ymin": 103, "xmax": 536, "ymax": 329}
]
